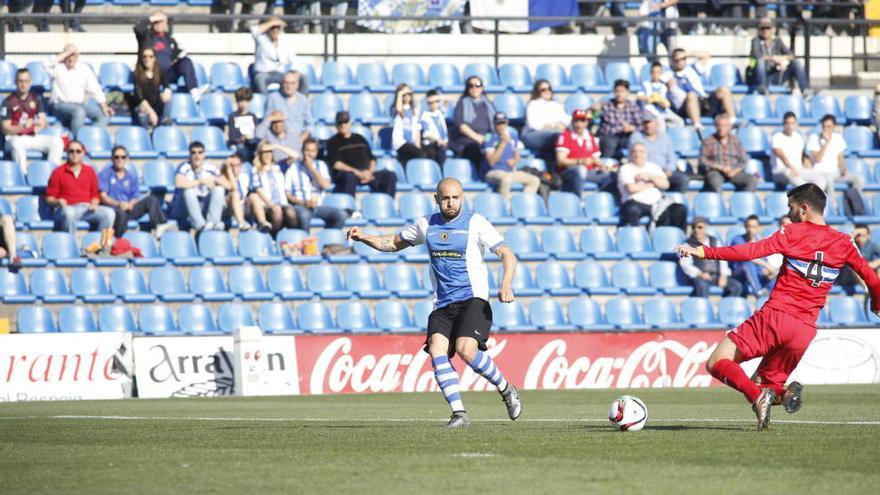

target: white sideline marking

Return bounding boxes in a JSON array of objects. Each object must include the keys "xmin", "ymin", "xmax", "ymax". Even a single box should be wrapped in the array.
[{"xmin": 1, "ymin": 415, "xmax": 880, "ymax": 426}]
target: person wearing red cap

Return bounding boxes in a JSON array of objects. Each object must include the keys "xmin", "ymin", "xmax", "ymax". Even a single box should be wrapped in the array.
[{"xmin": 554, "ymin": 109, "xmax": 612, "ymax": 197}]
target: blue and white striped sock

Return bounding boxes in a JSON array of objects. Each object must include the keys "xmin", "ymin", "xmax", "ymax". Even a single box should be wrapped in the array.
[
  {"xmin": 469, "ymin": 350, "xmax": 508, "ymax": 393},
  {"xmin": 432, "ymin": 356, "xmax": 464, "ymax": 413}
]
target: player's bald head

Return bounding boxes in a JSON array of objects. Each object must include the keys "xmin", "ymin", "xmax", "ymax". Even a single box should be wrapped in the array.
[
  {"xmin": 435, "ymin": 178, "xmax": 463, "ymax": 220},
  {"xmin": 436, "ymin": 177, "xmax": 463, "ymax": 196}
]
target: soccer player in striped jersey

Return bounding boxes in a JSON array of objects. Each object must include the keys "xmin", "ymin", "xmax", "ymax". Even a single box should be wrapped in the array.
[
  {"xmin": 677, "ymin": 183, "xmax": 880, "ymax": 430},
  {"xmin": 347, "ymin": 177, "xmax": 522, "ymax": 427}
]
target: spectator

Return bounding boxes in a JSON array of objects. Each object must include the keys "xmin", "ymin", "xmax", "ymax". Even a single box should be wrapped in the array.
[
  {"xmin": 32, "ymin": 0, "xmax": 87, "ymax": 32},
  {"xmin": 731, "ymin": 1, "xmax": 768, "ymax": 34},
  {"xmin": 228, "ymin": 88, "xmax": 259, "ymax": 162},
  {"xmin": 617, "ymin": 142, "xmax": 686, "ymax": 230},
  {"xmin": 598, "ymin": 80, "xmax": 642, "ymax": 161},
  {"xmin": 636, "ymin": 0, "xmax": 679, "ymax": 56},
  {"xmin": 45, "ymin": 140, "xmax": 116, "ymax": 235},
  {"xmin": 629, "ymin": 112, "xmax": 687, "ymax": 193},
  {"xmin": 130, "ymin": 47, "xmax": 171, "ymax": 130},
  {"xmin": 747, "ymin": 18, "xmax": 809, "ymax": 96},
  {"xmin": 522, "ymin": 79, "xmax": 568, "ymax": 162},
  {"xmin": 248, "ymin": 140, "xmax": 296, "ymax": 234},
  {"xmin": 327, "ymin": 111, "xmax": 396, "ymax": 197},
  {"xmin": 729, "ymin": 214, "xmax": 775, "ymax": 297},
  {"xmin": 679, "ymin": 216, "xmax": 744, "ymax": 298},
  {"xmin": 699, "ymin": 113, "xmax": 757, "ymax": 192},
  {"xmin": 555, "ymin": 109, "xmax": 612, "ymax": 196},
  {"xmin": 251, "ymin": 17, "xmax": 295, "ymax": 94},
  {"xmin": 2, "ymin": 68, "xmax": 63, "ymax": 176},
  {"xmin": 265, "ymin": 70, "xmax": 313, "ymax": 144},
  {"xmin": 61, "ymin": 0, "xmax": 87, "ymax": 32},
  {"xmin": 807, "ymin": 114, "xmax": 864, "ymax": 200},
  {"xmin": 418, "ymin": 89, "xmax": 449, "ymax": 166},
  {"xmin": 482, "ymin": 112, "xmax": 540, "ymax": 200},
  {"xmin": 837, "ymin": 224, "xmax": 880, "ymax": 293},
  {"xmin": 765, "ymin": 215, "xmax": 792, "ymax": 275},
  {"xmin": 99, "ymin": 145, "xmax": 175, "ymax": 238},
  {"xmin": 770, "ymin": 111, "xmax": 825, "ymax": 191},
  {"xmin": 256, "ymin": 111, "xmax": 301, "ymax": 170},
  {"xmin": 0, "ymin": 214, "xmax": 21, "ymax": 271},
  {"xmin": 134, "ymin": 11, "xmax": 207, "ymax": 101},
  {"xmin": 219, "ymin": 153, "xmax": 252, "ymax": 230},
  {"xmin": 283, "ymin": 1, "xmax": 321, "ymax": 33},
  {"xmin": 450, "ymin": 76, "xmax": 496, "ymax": 174},
  {"xmin": 48, "ymin": 44, "xmax": 113, "ymax": 136},
  {"xmin": 171, "ymin": 141, "xmax": 226, "ymax": 232},
  {"xmin": 875, "ymin": 84, "xmax": 880, "ymax": 144},
  {"xmin": 390, "ymin": 83, "xmax": 427, "ymax": 167},
  {"xmin": 285, "ymin": 137, "xmax": 349, "ymax": 230},
  {"xmin": 637, "ymin": 61, "xmax": 684, "ymax": 131},
  {"xmin": 668, "ymin": 49, "xmax": 735, "ymax": 130}
]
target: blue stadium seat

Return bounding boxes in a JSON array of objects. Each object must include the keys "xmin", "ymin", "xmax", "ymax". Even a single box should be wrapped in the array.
[
  {"xmin": 80, "ymin": 231, "xmax": 126, "ymax": 268},
  {"xmin": 616, "ymin": 226, "xmax": 658, "ymax": 260},
  {"xmin": 31, "ymin": 268, "xmax": 75, "ymax": 303},
  {"xmin": 189, "ymin": 266, "xmax": 234, "ymax": 302},
  {"xmin": 77, "ymin": 126, "xmax": 113, "ymax": 159},
  {"xmin": 398, "ymin": 193, "xmax": 437, "ymax": 222},
  {"xmin": 643, "ymin": 298, "xmax": 681, "ymax": 329},
  {"xmin": 123, "ymin": 231, "xmax": 165, "ymax": 267},
  {"xmin": 351, "ymin": 227, "xmax": 399, "ymax": 262},
  {"xmin": 693, "ymin": 192, "xmax": 735, "ymax": 224},
  {"xmin": 568, "ymin": 297, "xmax": 613, "ymax": 331},
  {"xmin": 810, "ymin": 94, "xmax": 844, "ymax": 121},
  {"xmin": 311, "ymin": 91, "xmax": 345, "ymax": 123},
  {"xmin": 376, "ymin": 157, "xmax": 412, "ymax": 192},
  {"xmin": 258, "ymin": 302, "xmax": 298, "ymax": 333},
  {"xmin": 611, "ymin": 261, "xmax": 657, "ymax": 295},
  {"xmin": 375, "ymin": 300, "xmax": 418, "ymax": 332},
  {"xmin": 709, "ymin": 63, "xmax": 748, "ymax": 93},
  {"xmin": 179, "ymin": 304, "xmax": 220, "ymax": 334},
  {"xmin": 139, "ymin": 304, "xmax": 179, "ymax": 334},
  {"xmin": 110, "ymin": 268, "xmax": 156, "ymax": 303},
  {"xmin": 210, "ymin": 63, "xmax": 246, "ymax": 92},
  {"xmin": 297, "ymin": 302, "xmax": 339, "ymax": 333},
  {"xmin": 0, "ymin": 161, "xmax": 29, "ymax": 194},
  {"xmin": 492, "ymin": 92, "xmax": 526, "ymax": 123},
  {"xmin": 307, "ymin": 265, "xmax": 353, "ymax": 299},
  {"xmin": 505, "ymin": 226, "xmax": 549, "ymax": 261},
  {"xmin": 490, "ymin": 300, "xmax": 530, "ymax": 331},
  {"xmin": 200, "ymin": 92, "xmax": 234, "ymax": 127},
  {"xmin": 321, "ymin": 61, "xmax": 360, "ymax": 92},
  {"xmin": 316, "ymin": 228, "xmax": 359, "ymax": 263},
  {"xmin": 349, "ymin": 91, "xmax": 390, "ymax": 125},
  {"xmin": 535, "ymin": 260, "xmax": 582, "ymax": 296},
  {"xmin": 463, "ymin": 63, "xmax": 502, "ymax": 92},
  {"xmin": 828, "ymin": 297, "xmax": 868, "ymax": 326},
  {"xmin": 574, "ymin": 260, "xmax": 619, "ymax": 295},
  {"xmin": 844, "ymin": 95, "xmax": 873, "ymax": 126},
  {"xmin": 563, "ymin": 92, "xmax": 594, "ymax": 115},
  {"xmin": 413, "ymin": 300, "xmax": 433, "ymax": 329},
  {"xmin": 529, "ymin": 299, "xmax": 568, "ymax": 331},
  {"xmin": 345, "ymin": 264, "xmax": 391, "ymax": 299},
  {"xmin": 228, "ymin": 266, "xmax": 273, "ymax": 301},
  {"xmin": 427, "ymin": 63, "xmax": 462, "ymax": 92},
  {"xmin": 191, "ymin": 126, "xmax": 232, "ymax": 158},
  {"xmin": 290, "ymin": 62, "xmax": 323, "ymax": 92},
  {"xmin": 152, "ymin": 126, "xmax": 190, "ymax": 159},
  {"xmin": 652, "ymin": 226, "xmax": 685, "ymax": 255},
  {"xmin": 737, "ymin": 125, "xmax": 770, "ymax": 157},
  {"xmin": 167, "ymin": 93, "xmax": 206, "ymax": 125},
  {"xmin": 719, "ymin": 297, "xmax": 752, "ymax": 327},
  {"xmin": 406, "ymin": 158, "xmax": 443, "ymax": 191},
  {"xmin": 775, "ymin": 94, "xmax": 812, "ymax": 124},
  {"xmin": 71, "ymin": 268, "xmax": 115, "ymax": 303},
  {"xmin": 510, "ymin": 193, "xmax": 553, "ymax": 224},
  {"xmin": 98, "ymin": 305, "xmax": 137, "ymax": 333},
  {"xmin": 764, "ymin": 192, "xmax": 789, "ymax": 219},
  {"xmin": 16, "ymin": 196, "xmax": 54, "ymax": 232},
  {"xmin": 547, "ymin": 192, "xmax": 588, "ymax": 225},
  {"xmin": 99, "ymin": 61, "xmax": 134, "ymax": 93},
  {"xmin": 384, "ymin": 264, "xmax": 431, "ymax": 298},
  {"xmin": 356, "ymin": 63, "xmax": 394, "ymax": 92},
  {"xmin": 336, "ymin": 301, "xmax": 380, "ymax": 333},
  {"xmin": 142, "ymin": 160, "xmax": 177, "ymax": 192},
  {"xmin": 42, "ymin": 232, "xmax": 87, "ymax": 267},
  {"xmin": 25, "ymin": 62, "xmax": 51, "ymax": 93},
  {"xmin": 160, "ymin": 231, "xmax": 205, "ymax": 266},
  {"xmin": 249, "ymin": 92, "xmax": 267, "ymax": 119},
  {"xmin": 604, "ymin": 62, "xmax": 640, "ymax": 90},
  {"xmin": 584, "ymin": 192, "xmax": 618, "ymax": 224},
  {"xmin": 238, "ymin": 230, "xmax": 283, "ymax": 264},
  {"xmin": 443, "ymin": 158, "xmax": 486, "ymax": 191},
  {"xmin": 361, "ymin": 193, "xmax": 404, "ymax": 227},
  {"xmin": 150, "ymin": 266, "xmax": 195, "ymax": 302},
  {"xmin": 605, "ymin": 298, "xmax": 650, "ymax": 330},
  {"xmin": 115, "ymin": 126, "xmax": 159, "ymax": 159},
  {"xmin": 541, "ymin": 226, "xmax": 585, "ymax": 261},
  {"xmin": 57, "ymin": 305, "xmax": 97, "ymax": 333},
  {"xmin": 579, "ymin": 225, "xmax": 623, "ymax": 260},
  {"xmin": 266, "ymin": 265, "xmax": 312, "ymax": 300},
  {"xmin": 510, "ymin": 264, "xmax": 543, "ymax": 297},
  {"xmin": 197, "ymin": 230, "xmax": 243, "ymax": 265},
  {"xmin": 729, "ymin": 191, "xmax": 768, "ymax": 222},
  {"xmin": 681, "ymin": 298, "xmax": 724, "ymax": 329},
  {"xmin": 667, "ymin": 126, "xmax": 701, "ymax": 159},
  {"xmin": 391, "ymin": 63, "xmax": 428, "ymax": 91},
  {"xmin": 473, "ymin": 192, "xmax": 515, "ymax": 225},
  {"xmin": 649, "ymin": 261, "xmax": 693, "ymax": 295},
  {"xmin": 217, "ymin": 303, "xmax": 256, "ymax": 333},
  {"xmin": 739, "ymin": 94, "xmax": 775, "ymax": 125},
  {"xmin": 17, "ymin": 306, "xmax": 57, "ymax": 333},
  {"xmin": 844, "ymin": 126, "xmax": 880, "ymax": 158},
  {"xmin": 535, "ymin": 63, "xmax": 574, "ymax": 93},
  {"xmin": 570, "ymin": 63, "xmax": 609, "ymax": 93},
  {"xmin": 499, "ymin": 63, "xmax": 533, "ymax": 92},
  {"xmin": 0, "ymin": 60, "xmax": 17, "ymax": 92},
  {"xmin": 0, "ymin": 270, "xmax": 35, "ymax": 304}
]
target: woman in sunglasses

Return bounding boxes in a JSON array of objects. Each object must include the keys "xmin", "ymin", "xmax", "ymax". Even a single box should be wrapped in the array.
[
  {"xmin": 131, "ymin": 47, "xmax": 171, "ymax": 130},
  {"xmin": 451, "ymin": 76, "xmax": 496, "ymax": 175},
  {"xmin": 522, "ymin": 79, "xmax": 568, "ymax": 163}
]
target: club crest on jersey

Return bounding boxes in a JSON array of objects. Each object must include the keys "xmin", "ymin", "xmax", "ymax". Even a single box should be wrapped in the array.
[{"xmin": 440, "ymin": 232, "xmax": 449, "ymax": 241}]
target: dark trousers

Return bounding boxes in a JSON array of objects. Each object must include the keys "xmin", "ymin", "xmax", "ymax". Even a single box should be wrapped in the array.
[
  {"xmin": 333, "ymin": 169, "xmax": 397, "ymax": 197},
  {"xmin": 396, "ymin": 143, "xmax": 427, "ymax": 167},
  {"xmin": 668, "ymin": 170, "xmax": 689, "ymax": 193},
  {"xmin": 450, "ymin": 136, "xmax": 483, "ymax": 176},
  {"xmin": 112, "ymin": 195, "xmax": 166, "ymax": 237},
  {"xmin": 619, "ymin": 200, "xmax": 687, "ymax": 231},
  {"xmin": 691, "ymin": 274, "xmax": 744, "ymax": 298},
  {"xmin": 164, "ymin": 57, "xmax": 198, "ymax": 93},
  {"xmin": 599, "ymin": 132, "xmax": 632, "ymax": 161},
  {"xmin": 702, "ymin": 168, "xmax": 757, "ymax": 192},
  {"xmin": 750, "ymin": 59, "xmax": 810, "ymax": 94},
  {"xmin": 422, "ymin": 142, "xmax": 447, "ymax": 166}
]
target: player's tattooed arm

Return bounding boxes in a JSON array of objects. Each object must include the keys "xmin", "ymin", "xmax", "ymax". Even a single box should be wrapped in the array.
[{"xmin": 347, "ymin": 227, "xmax": 408, "ymax": 252}]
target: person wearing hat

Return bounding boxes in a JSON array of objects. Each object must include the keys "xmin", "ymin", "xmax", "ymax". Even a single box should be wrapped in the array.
[
  {"xmin": 327, "ymin": 111, "xmax": 397, "ymax": 197},
  {"xmin": 629, "ymin": 111, "xmax": 688, "ymax": 193},
  {"xmin": 678, "ymin": 216, "xmax": 743, "ymax": 299},
  {"xmin": 256, "ymin": 110, "xmax": 301, "ymax": 170},
  {"xmin": 482, "ymin": 112, "xmax": 540, "ymax": 200},
  {"xmin": 747, "ymin": 17, "xmax": 809, "ymax": 96},
  {"xmin": 555, "ymin": 108, "xmax": 612, "ymax": 197}
]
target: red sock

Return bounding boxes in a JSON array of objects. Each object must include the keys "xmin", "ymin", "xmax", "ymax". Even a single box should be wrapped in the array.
[{"xmin": 710, "ymin": 359, "xmax": 762, "ymax": 403}]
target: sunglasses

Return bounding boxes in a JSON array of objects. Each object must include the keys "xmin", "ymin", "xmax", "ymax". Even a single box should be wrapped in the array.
[
  {"xmin": 142, "ymin": 54, "xmax": 155, "ymax": 59},
  {"xmin": 760, "ymin": 26, "xmax": 772, "ymax": 30},
  {"xmin": 190, "ymin": 150, "xmax": 204, "ymax": 155},
  {"xmin": 539, "ymin": 87, "xmax": 551, "ymax": 92},
  {"xmin": 112, "ymin": 155, "xmax": 128, "ymax": 160},
  {"xmin": 68, "ymin": 149, "xmax": 84, "ymax": 154},
  {"xmin": 427, "ymin": 99, "xmax": 441, "ymax": 105},
  {"xmin": 694, "ymin": 225, "xmax": 706, "ymax": 229},
  {"xmin": 260, "ymin": 149, "xmax": 274, "ymax": 154},
  {"xmin": 402, "ymin": 93, "xmax": 413, "ymax": 97},
  {"xmin": 467, "ymin": 83, "xmax": 483, "ymax": 89}
]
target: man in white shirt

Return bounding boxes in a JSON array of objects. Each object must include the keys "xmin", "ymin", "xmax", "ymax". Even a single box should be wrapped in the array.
[
  {"xmin": 251, "ymin": 17, "xmax": 295, "ymax": 94},
  {"xmin": 171, "ymin": 141, "xmax": 226, "ymax": 232},
  {"xmin": 667, "ymin": 48, "xmax": 735, "ymax": 131},
  {"xmin": 617, "ymin": 141, "xmax": 686, "ymax": 230},
  {"xmin": 771, "ymin": 111, "xmax": 825, "ymax": 191},
  {"xmin": 47, "ymin": 44, "xmax": 113, "ymax": 136},
  {"xmin": 285, "ymin": 138, "xmax": 348, "ymax": 230},
  {"xmin": 806, "ymin": 114, "xmax": 864, "ymax": 199}
]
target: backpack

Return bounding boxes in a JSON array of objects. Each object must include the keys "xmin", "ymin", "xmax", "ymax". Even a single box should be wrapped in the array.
[{"xmin": 842, "ymin": 187, "xmax": 866, "ymax": 217}]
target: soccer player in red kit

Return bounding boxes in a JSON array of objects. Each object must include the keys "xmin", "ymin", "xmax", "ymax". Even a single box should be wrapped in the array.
[{"xmin": 677, "ymin": 183, "xmax": 880, "ymax": 430}]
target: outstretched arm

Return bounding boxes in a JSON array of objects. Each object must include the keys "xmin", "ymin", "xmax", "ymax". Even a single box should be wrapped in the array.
[
  {"xmin": 677, "ymin": 232, "xmax": 786, "ymax": 262},
  {"xmin": 347, "ymin": 226, "xmax": 409, "ymax": 252},
  {"xmin": 845, "ymin": 243, "xmax": 880, "ymax": 314}
]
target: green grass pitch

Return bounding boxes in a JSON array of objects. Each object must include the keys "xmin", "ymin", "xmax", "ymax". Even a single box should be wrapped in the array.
[{"xmin": 2, "ymin": 385, "xmax": 880, "ymax": 494}]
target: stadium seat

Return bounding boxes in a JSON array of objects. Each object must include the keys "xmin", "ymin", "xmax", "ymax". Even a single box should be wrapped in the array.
[
  {"xmin": 0, "ymin": 270, "xmax": 35, "ymax": 304},
  {"xmin": 729, "ymin": 191, "xmax": 769, "ymax": 222},
  {"xmin": 643, "ymin": 298, "xmax": 682, "ymax": 329},
  {"xmin": 258, "ymin": 302, "xmax": 298, "ymax": 334},
  {"xmin": 719, "ymin": 297, "xmax": 752, "ymax": 327},
  {"xmin": 290, "ymin": 62, "xmax": 323, "ymax": 92},
  {"xmin": 17, "ymin": 306, "xmax": 57, "ymax": 333},
  {"xmin": 79, "ymin": 231, "xmax": 126, "ymax": 268},
  {"xmin": 200, "ymin": 92, "xmax": 235, "ymax": 127},
  {"xmin": 249, "ymin": 92, "xmax": 267, "ymax": 119},
  {"xmin": 179, "ymin": 304, "xmax": 220, "ymax": 334},
  {"xmin": 810, "ymin": 94, "xmax": 844, "ymax": 121},
  {"xmin": 406, "ymin": 158, "xmax": 443, "ymax": 191},
  {"xmin": 276, "ymin": 229, "xmax": 320, "ymax": 264},
  {"xmin": 99, "ymin": 61, "xmax": 134, "ymax": 93},
  {"xmin": 210, "ymin": 63, "xmax": 247, "ymax": 92},
  {"xmin": 775, "ymin": 94, "xmax": 812, "ymax": 124},
  {"xmin": 490, "ymin": 300, "xmax": 530, "ymax": 331},
  {"xmin": 383, "ymin": 264, "xmax": 431, "ymax": 298},
  {"xmin": 336, "ymin": 301, "xmax": 380, "ymax": 333},
  {"xmin": 391, "ymin": 63, "xmax": 428, "ymax": 91},
  {"xmin": 498, "ymin": 63, "xmax": 533, "ymax": 92},
  {"xmin": 197, "ymin": 230, "xmax": 243, "ymax": 265},
  {"xmin": 693, "ymin": 192, "xmax": 735, "ymax": 224},
  {"xmin": 604, "ymin": 62, "xmax": 640, "ymax": 90},
  {"xmin": 17, "ymin": 196, "xmax": 59, "ymax": 230},
  {"xmin": 568, "ymin": 297, "xmax": 613, "ymax": 331},
  {"xmin": 312, "ymin": 91, "xmax": 345, "ymax": 123},
  {"xmin": 828, "ymin": 297, "xmax": 868, "ymax": 326},
  {"xmin": 570, "ymin": 63, "xmax": 609, "ymax": 93},
  {"xmin": 652, "ymin": 226, "xmax": 685, "ymax": 255},
  {"xmin": 71, "ymin": 268, "xmax": 115, "ymax": 303},
  {"xmin": 0, "ymin": 60, "xmax": 17, "ymax": 92},
  {"xmin": 57, "ymin": 305, "xmax": 97, "ymax": 333},
  {"xmin": 427, "ymin": 63, "xmax": 462, "ymax": 92},
  {"xmin": 228, "ymin": 266, "xmax": 274, "ymax": 301},
  {"xmin": 0, "ymin": 161, "xmax": 29, "ymax": 194},
  {"xmin": 739, "ymin": 94, "xmax": 776, "ymax": 125},
  {"xmin": 238, "ymin": 230, "xmax": 283, "ymax": 264},
  {"xmin": 362, "ymin": 193, "xmax": 405, "ymax": 227},
  {"xmin": 583, "ymin": 192, "xmax": 618, "ymax": 224},
  {"xmin": 138, "ymin": 304, "xmax": 179, "ymax": 334},
  {"xmin": 345, "ymin": 264, "xmax": 391, "ymax": 299},
  {"xmin": 547, "ymin": 192, "xmax": 589, "ymax": 225},
  {"xmin": 510, "ymin": 264, "xmax": 543, "ymax": 297},
  {"xmin": 616, "ymin": 226, "xmax": 659, "ymax": 260},
  {"xmin": 189, "ymin": 266, "xmax": 234, "ymax": 302},
  {"xmin": 737, "ymin": 125, "xmax": 770, "ymax": 158},
  {"xmin": 541, "ymin": 226, "xmax": 585, "ymax": 261},
  {"xmin": 579, "ymin": 226, "xmax": 623, "ymax": 260},
  {"xmin": 25, "ymin": 62, "xmax": 51, "ymax": 93},
  {"xmin": 410, "ymin": 300, "xmax": 432, "ymax": 329},
  {"xmin": 398, "ymin": 193, "xmax": 437, "ymax": 222},
  {"xmin": 114, "ymin": 126, "xmax": 159, "ymax": 159},
  {"xmin": 443, "ymin": 158, "xmax": 486, "ymax": 191},
  {"xmin": 505, "ymin": 227, "xmax": 549, "ymax": 261},
  {"xmin": 160, "ymin": 231, "xmax": 206, "ymax": 266},
  {"xmin": 764, "ymin": 192, "xmax": 789, "ymax": 219},
  {"xmin": 152, "ymin": 126, "xmax": 190, "ymax": 159},
  {"xmin": 266, "ymin": 265, "xmax": 312, "ymax": 300},
  {"xmin": 667, "ymin": 126, "xmax": 702, "ymax": 158},
  {"xmin": 167, "ymin": 93, "xmax": 206, "ymax": 125},
  {"xmin": 563, "ymin": 92, "xmax": 594, "ymax": 115},
  {"xmin": 604, "ymin": 298, "xmax": 650, "ymax": 330},
  {"xmin": 492, "ymin": 92, "xmax": 526, "ymax": 123},
  {"xmin": 574, "ymin": 260, "xmax": 619, "ymax": 295},
  {"xmin": 191, "ymin": 126, "xmax": 232, "ymax": 158},
  {"xmin": 510, "ymin": 193, "xmax": 553, "ymax": 224},
  {"xmin": 463, "ymin": 63, "xmax": 502, "ymax": 92},
  {"xmin": 680, "ymin": 297, "xmax": 725, "ymax": 329},
  {"xmin": 844, "ymin": 95, "xmax": 873, "ymax": 125},
  {"xmin": 708, "ymin": 63, "xmax": 748, "ymax": 93},
  {"xmin": 31, "ymin": 268, "xmax": 75, "ymax": 303},
  {"xmin": 142, "ymin": 160, "xmax": 177, "ymax": 192},
  {"xmin": 349, "ymin": 91, "xmax": 390, "ymax": 125},
  {"xmin": 535, "ymin": 260, "xmax": 582, "ymax": 296},
  {"xmin": 376, "ymin": 157, "xmax": 412, "ymax": 192},
  {"xmin": 297, "ymin": 302, "xmax": 338, "ymax": 333},
  {"xmin": 77, "ymin": 126, "xmax": 113, "ymax": 159},
  {"xmin": 374, "ymin": 300, "xmax": 418, "ymax": 332},
  {"xmin": 535, "ymin": 63, "xmax": 575, "ymax": 93},
  {"xmin": 611, "ymin": 261, "xmax": 657, "ymax": 295},
  {"xmin": 217, "ymin": 303, "xmax": 256, "ymax": 333},
  {"xmin": 844, "ymin": 126, "xmax": 880, "ymax": 157},
  {"xmin": 316, "ymin": 228, "xmax": 360, "ymax": 263},
  {"xmin": 648, "ymin": 261, "xmax": 693, "ymax": 295},
  {"xmin": 356, "ymin": 62, "xmax": 394, "ymax": 92},
  {"xmin": 110, "ymin": 268, "xmax": 156, "ymax": 303},
  {"xmin": 150, "ymin": 266, "xmax": 195, "ymax": 302},
  {"xmin": 350, "ymin": 227, "xmax": 399, "ymax": 263},
  {"xmin": 42, "ymin": 232, "xmax": 88, "ymax": 267},
  {"xmin": 529, "ymin": 299, "xmax": 568, "ymax": 331},
  {"xmin": 123, "ymin": 231, "xmax": 165, "ymax": 267},
  {"xmin": 306, "ymin": 265, "xmax": 353, "ymax": 299},
  {"xmin": 321, "ymin": 61, "xmax": 360, "ymax": 92},
  {"xmin": 473, "ymin": 192, "xmax": 515, "ymax": 225},
  {"xmin": 98, "ymin": 305, "xmax": 137, "ymax": 333}
]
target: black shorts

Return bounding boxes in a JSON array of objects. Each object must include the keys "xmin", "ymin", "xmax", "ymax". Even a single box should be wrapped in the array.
[
  {"xmin": 674, "ymin": 93, "xmax": 722, "ymax": 121},
  {"xmin": 424, "ymin": 297, "xmax": 493, "ymax": 357}
]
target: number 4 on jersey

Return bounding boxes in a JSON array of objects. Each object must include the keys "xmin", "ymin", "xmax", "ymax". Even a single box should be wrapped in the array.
[{"xmin": 804, "ymin": 251, "xmax": 825, "ymax": 287}]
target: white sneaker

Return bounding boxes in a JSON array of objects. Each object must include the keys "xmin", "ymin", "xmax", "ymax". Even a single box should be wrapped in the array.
[
  {"xmin": 191, "ymin": 85, "xmax": 210, "ymax": 103},
  {"xmin": 153, "ymin": 221, "xmax": 178, "ymax": 239},
  {"xmin": 501, "ymin": 384, "xmax": 522, "ymax": 421},
  {"xmin": 211, "ymin": 222, "xmax": 226, "ymax": 231}
]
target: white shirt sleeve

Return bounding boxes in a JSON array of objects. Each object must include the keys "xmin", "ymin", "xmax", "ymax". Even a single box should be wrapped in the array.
[
  {"xmin": 399, "ymin": 216, "xmax": 429, "ymax": 246},
  {"xmin": 806, "ymin": 133, "xmax": 820, "ymax": 152},
  {"xmin": 471, "ymin": 213, "xmax": 505, "ymax": 252}
]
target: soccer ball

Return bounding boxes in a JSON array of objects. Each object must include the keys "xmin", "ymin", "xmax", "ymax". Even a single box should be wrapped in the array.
[{"xmin": 608, "ymin": 395, "xmax": 648, "ymax": 432}]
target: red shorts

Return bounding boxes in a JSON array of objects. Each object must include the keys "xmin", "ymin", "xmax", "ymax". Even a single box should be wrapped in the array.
[{"xmin": 727, "ymin": 307, "xmax": 817, "ymax": 387}]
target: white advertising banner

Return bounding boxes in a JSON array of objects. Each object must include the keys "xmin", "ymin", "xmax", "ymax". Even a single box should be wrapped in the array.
[
  {"xmin": 0, "ymin": 333, "xmax": 133, "ymax": 402},
  {"xmin": 132, "ymin": 335, "xmax": 299, "ymax": 398}
]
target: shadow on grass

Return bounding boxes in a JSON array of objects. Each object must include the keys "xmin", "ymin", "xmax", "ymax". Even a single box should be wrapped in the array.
[{"xmin": 646, "ymin": 425, "xmax": 744, "ymax": 432}]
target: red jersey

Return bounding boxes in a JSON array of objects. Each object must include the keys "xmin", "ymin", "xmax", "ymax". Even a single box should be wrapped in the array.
[
  {"xmin": 45, "ymin": 163, "xmax": 100, "ymax": 205},
  {"xmin": 703, "ymin": 221, "xmax": 880, "ymax": 324},
  {"xmin": 555, "ymin": 129, "xmax": 600, "ymax": 172},
  {"xmin": 1, "ymin": 92, "xmax": 42, "ymax": 136}
]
